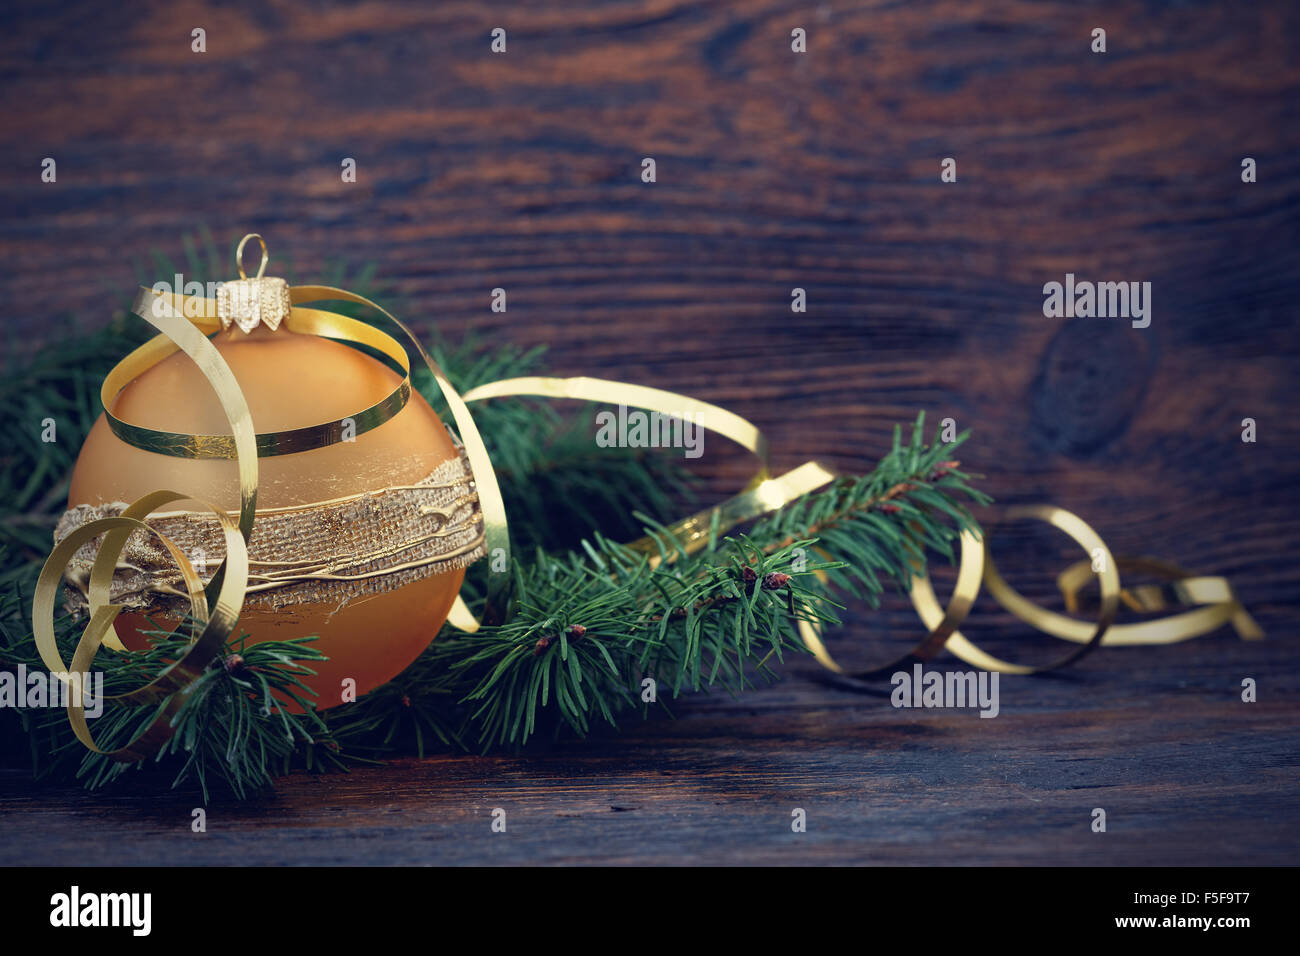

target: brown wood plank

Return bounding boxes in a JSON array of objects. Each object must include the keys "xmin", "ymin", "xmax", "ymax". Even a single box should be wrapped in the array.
[
  {"xmin": 0, "ymin": 0, "xmax": 1296, "ymax": 864},
  {"xmin": 1, "ymin": 641, "xmax": 1295, "ymax": 866}
]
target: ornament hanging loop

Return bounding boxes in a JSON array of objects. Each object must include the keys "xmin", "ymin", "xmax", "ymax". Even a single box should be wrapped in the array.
[
  {"xmin": 219, "ymin": 235, "xmax": 290, "ymax": 332},
  {"xmin": 236, "ymin": 233, "xmax": 269, "ymax": 280}
]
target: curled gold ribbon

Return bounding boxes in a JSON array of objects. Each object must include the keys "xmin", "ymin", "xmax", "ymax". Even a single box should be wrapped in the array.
[
  {"xmin": 33, "ymin": 289, "xmax": 256, "ymax": 760},
  {"xmin": 460, "ymin": 376, "xmax": 838, "ymax": 562},
  {"xmin": 797, "ymin": 507, "xmax": 1261, "ymax": 679},
  {"xmin": 103, "ymin": 290, "xmax": 413, "ymax": 458},
  {"xmin": 34, "ymin": 235, "xmax": 1263, "ymax": 763},
  {"xmin": 459, "ymin": 382, "xmax": 1260, "ymax": 676},
  {"xmin": 288, "ymin": 285, "xmax": 512, "ymax": 629}
]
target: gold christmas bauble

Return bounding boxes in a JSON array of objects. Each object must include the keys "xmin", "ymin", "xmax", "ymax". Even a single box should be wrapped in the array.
[{"xmin": 63, "ymin": 323, "xmax": 479, "ymax": 709}]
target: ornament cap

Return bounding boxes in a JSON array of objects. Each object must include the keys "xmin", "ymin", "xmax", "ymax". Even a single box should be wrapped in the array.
[{"xmin": 217, "ymin": 234, "xmax": 290, "ymax": 333}]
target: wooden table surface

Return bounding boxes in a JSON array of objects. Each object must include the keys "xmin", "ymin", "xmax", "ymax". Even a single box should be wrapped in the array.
[
  {"xmin": 0, "ymin": 1, "xmax": 1297, "ymax": 865},
  {"xmin": 2, "ymin": 637, "xmax": 1298, "ymax": 866}
]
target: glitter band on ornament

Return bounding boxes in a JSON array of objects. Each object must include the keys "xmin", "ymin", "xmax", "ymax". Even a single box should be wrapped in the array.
[{"xmin": 54, "ymin": 451, "xmax": 486, "ymax": 617}]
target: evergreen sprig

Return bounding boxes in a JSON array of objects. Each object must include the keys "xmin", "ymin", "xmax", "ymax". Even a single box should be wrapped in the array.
[
  {"xmin": 0, "ymin": 595, "xmax": 339, "ymax": 801},
  {"xmin": 0, "ymin": 235, "xmax": 989, "ymax": 799}
]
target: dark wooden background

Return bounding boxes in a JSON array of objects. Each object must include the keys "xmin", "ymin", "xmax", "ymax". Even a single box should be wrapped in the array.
[{"xmin": 0, "ymin": 0, "xmax": 1296, "ymax": 865}]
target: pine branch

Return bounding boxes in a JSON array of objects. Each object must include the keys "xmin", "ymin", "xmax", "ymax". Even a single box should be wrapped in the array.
[
  {"xmin": 0, "ymin": 235, "xmax": 991, "ymax": 798},
  {"xmin": 329, "ymin": 413, "xmax": 986, "ymax": 755},
  {"xmin": 0, "ymin": 592, "xmax": 344, "ymax": 800}
]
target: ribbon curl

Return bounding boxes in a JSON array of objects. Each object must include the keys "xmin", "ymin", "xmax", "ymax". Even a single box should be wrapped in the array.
[{"xmin": 33, "ymin": 237, "xmax": 1262, "ymax": 762}]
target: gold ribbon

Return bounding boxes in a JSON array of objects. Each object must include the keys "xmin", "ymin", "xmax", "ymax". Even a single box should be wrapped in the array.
[
  {"xmin": 799, "ymin": 507, "xmax": 1261, "ymax": 679},
  {"xmin": 32, "ymin": 236, "xmax": 1262, "ymax": 763},
  {"xmin": 460, "ymin": 376, "xmax": 838, "ymax": 562},
  {"xmin": 33, "ymin": 288, "xmax": 256, "ymax": 760},
  {"xmin": 458, "ymin": 383, "xmax": 1261, "ymax": 677},
  {"xmin": 103, "ymin": 290, "xmax": 413, "ymax": 458}
]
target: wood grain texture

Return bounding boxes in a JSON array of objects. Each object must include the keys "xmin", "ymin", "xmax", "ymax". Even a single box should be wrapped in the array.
[
  {"xmin": 2, "ymin": 640, "xmax": 1296, "ymax": 866},
  {"xmin": 0, "ymin": 0, "xmax": 1297, "ymax": 864}
]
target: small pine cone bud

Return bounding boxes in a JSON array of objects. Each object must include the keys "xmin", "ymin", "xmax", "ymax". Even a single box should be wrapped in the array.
[
  {"xmin": 401, "ymin": 694, "xmax": 411, "ymax": 708},
  {"xmin": 567, "ymin": 624, "xmax": 587, "ymax": 640},
  {"xmin": 533, "ymin": 635, "xmax": 553, "ymax": 657},
  {"xmin": 762, "ymin": 572, "xmax": 791, "ymax": 590},
  {"xmin": 878, "ymin": 502, "xmax": 902, "ymax": 514},
  {"xmin": 930, "ymin": 459, "xmax": 960, "ymax": 480},
  {"xmin": 222, "ymin": 653, "xmax": 245, "ymax": 674},
  {"xmin": 741, "ymin": 566, "xmax": 758, "ymax": 583}
]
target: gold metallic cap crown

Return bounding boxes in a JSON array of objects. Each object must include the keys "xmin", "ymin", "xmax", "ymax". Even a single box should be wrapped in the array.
[
  {"xmin": 217, "ymin": 275, "xmax": 291, "ymax": 332},
  {"xmin": 216, "ymin": 234, "xmax": 290, "ymax": 333}
]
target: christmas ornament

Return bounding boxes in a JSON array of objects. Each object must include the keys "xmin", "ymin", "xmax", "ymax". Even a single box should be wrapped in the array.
[
  {"xmin": 35, "ymin": 235, "xmax": 508, "ymax": 754},
  {"xmin": 60, "ymin": 257, "xmax": 487, "ymax": 704}
]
